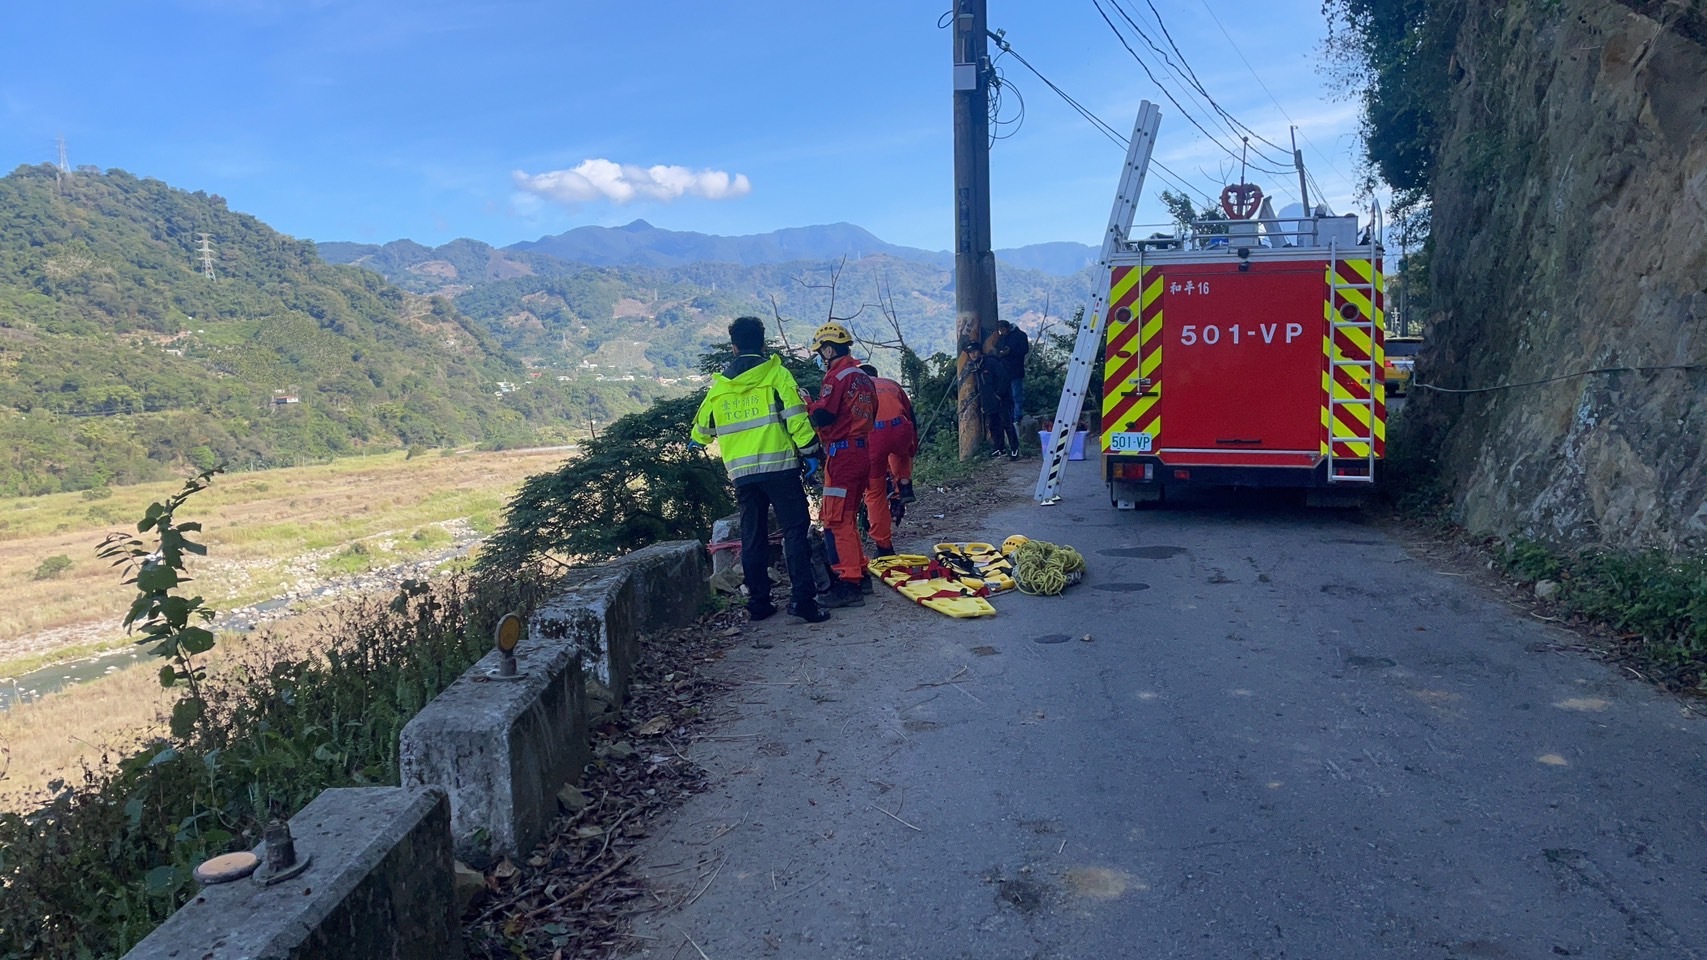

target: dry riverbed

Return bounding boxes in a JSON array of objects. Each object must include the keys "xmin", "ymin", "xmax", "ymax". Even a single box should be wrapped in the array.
[{"xmin": 0, "ymin": 447, "xmax": 572, "ymax": 674}]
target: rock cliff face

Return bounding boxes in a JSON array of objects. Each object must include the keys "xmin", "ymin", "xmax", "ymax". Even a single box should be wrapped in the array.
[{"xmin": 1409, "ymin": 0, "xmax": 1707, "ymax": 549}]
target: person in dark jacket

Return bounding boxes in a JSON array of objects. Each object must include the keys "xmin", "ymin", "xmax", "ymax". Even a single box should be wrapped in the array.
[
  {"xmin": 965, "ymin": 340, "xmax": 1019, "ymax": 459},
  {"xmin": 987, "ymin": 319, "xmax": 1030, "ymax": 425}
]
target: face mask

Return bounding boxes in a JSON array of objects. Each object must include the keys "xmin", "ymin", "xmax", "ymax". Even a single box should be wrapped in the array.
[{"xmin": 814, "ymin": 355, "xmax": 828, "ymax": 370}]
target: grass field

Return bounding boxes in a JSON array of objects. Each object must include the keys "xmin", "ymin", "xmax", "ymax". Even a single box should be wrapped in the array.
[
  {"xmin": 0, "ymin": 447, "xmax": 573, "ymax": 669},
  {"xmin": 0, "ymin": 448, "xmax": 575, "ymax": 808}
]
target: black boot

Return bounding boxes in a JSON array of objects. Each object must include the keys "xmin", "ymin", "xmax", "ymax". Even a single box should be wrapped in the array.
[
  {"xmin": 860, "ymin": 573, "xmax": 875, "ymax": 594},
  {"xmin": 822, "ymin": 580, "xmax": 866, "ymax": 608},
  {"xmin": 788, "ymin": 600, "xmax": 830, "ymax": 623},
  {"xmin": 898, "ymin": 481, "xmax": 916, "ymax": 503}
]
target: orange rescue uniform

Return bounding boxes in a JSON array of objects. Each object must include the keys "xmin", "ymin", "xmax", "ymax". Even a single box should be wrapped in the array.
[
  {"xmin": 811, "ymin": 355, "xmax": 877, "ymax": 583},
  {"xmin": 862, "ymin": 375, "xmax": 916, "ymax": 548}
]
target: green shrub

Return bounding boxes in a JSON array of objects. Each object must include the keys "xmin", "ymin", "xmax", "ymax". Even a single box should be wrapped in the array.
[
  {"xmin": 0, "ymin": 574, "xmax": 557, "ymax": 959},
  {"xmin": 912, "ymin": 430, "xmax": 981, "ymax": 486},
  {"xmin": 320, "ymin": 541, "xmax": 375, "ymax": 576},
  {"xmin": 30, "ymin": 554, "xmax": 73, "ymax": 581},
  {"xmin": 1503, "ymin": 539, "xmax": 1563, "ymax": 583},
  {"xmin": 1499, "ymin": 540, "xmax": 1707, "ymax": 683},
  {"xmin": 477, "ymin": 393, "xmax": 732, "ymax": 573},
  {"xmin": 81, "ymin": 485, "xmax": 114, "ymax": 501},
  {"xmin": 409, "ymin": 526, "xmax": 453, "ymax": 549}
]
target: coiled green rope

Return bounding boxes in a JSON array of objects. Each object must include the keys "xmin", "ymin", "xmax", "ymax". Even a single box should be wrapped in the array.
[{"xmin": 1011, "ymin": 540, "xmax": 1086, "ymax": 596}]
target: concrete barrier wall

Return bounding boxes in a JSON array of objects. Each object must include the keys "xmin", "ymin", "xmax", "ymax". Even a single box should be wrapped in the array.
[
  {"xmin": 123, "ymin": 787, "xmax": 457, "ymax": 960},
  {"xmin": 131, "ymin": 540, "xmax": 709, "ymax": 955},
  {"xmin": 402, "ymin": 540, "xmax": 706, "ymax": 865},
  {"xmin": 399, "ymin": 638, "xmax": 589, "ymax": 867},
  {"xmin": 531, "ymin": 540, "xmax": 708, "ymax": 706}
]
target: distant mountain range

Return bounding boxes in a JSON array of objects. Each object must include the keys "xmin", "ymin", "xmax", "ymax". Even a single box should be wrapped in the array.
[
  {"xmin": 322, "ymin": 220, "xmax": 1100, "ymax": 278},
  {"xmin": 317, "ymin": 233, "xmax": 1099, "ymax": 377}
]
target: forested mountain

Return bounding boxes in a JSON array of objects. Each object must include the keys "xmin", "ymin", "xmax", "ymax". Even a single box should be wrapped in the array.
[
  {"xmin": 506, "ymin": 219, "xmax": 943, "ymax": 269},
  {"xmin": 323, "ymin": 237, "xmax": 1100, "ymax": 375},
  {"xmin": 0, "ymin": 164, "xmax": 665, "ymax": 496},
  {"xmin": 325, "ymin": 220, "xmax": 1101, "ymax": 278}
]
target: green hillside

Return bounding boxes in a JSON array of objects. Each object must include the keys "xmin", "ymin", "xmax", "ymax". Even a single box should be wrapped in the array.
[{"xmin": 0, "ymin": 164, "xmax": 669, "ymax": 496}]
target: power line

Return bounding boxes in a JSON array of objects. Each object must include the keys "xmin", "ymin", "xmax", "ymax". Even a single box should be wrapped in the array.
[
  {"xmin": 990, "ymin": 33, "xmax": 1218, "ymax": 206},
  {"xmin": 992, "ymin": 38, "xmax": 1129, "ymax": 148},
  {"xmin": 988, "ymin": 65, "xmax": 1027, "ymax": 145},
  {"xmin": 1091, "ymin": 0, "xmax": 1257, "ymax": 172},
  {"xmin": 1196, "ymin": 0, "xmax": 1352, "ymax": 188},
  {"xmin": 1415, "ymin": 361, "xmax": 1706, "ymax": 396},
  {"xmin": 1107, "ymin": 0, "xmax": 1294, "ymax": 168},
  {"xmin": 1103, "ymin": 1, "xmax": 1248, "ymax": 150},
  {"xmin": 1134, "ymin": 0, "xmax": 1294, "ymax": 160}
]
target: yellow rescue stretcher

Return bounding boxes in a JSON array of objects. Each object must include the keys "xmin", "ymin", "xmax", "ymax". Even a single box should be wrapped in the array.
[{"xmin": 866, "ymin": 542, "xmax": 1017, "ymax": 619}]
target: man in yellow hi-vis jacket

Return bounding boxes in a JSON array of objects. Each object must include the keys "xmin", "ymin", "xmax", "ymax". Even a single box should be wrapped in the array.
[{"xmin": 692, "ymin": 316, "xmax": 830, "ymax": 624}]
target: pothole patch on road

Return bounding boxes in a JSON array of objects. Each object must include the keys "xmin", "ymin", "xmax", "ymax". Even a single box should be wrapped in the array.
[
  {"xmin": 1064, "ymin": 866, "xmax": 1140, "ymax": 900},
  {"xmin": 903, "ymin": 719, "xmax": 942, "ymax": 733},
  {"xmin": 1091, "ymin": 582, "xmax": 1151, "ymax": 593},
  {"xmin": 1345, "ymin": 654, "xmax": 1397, "ymax": 669},
  {"xmin": 992, "ymin": 875, "xmax": 1049, "ymax": 914},
  {"xmin": 1554, "ymin": 697, "xmax": 1609, "ymax": 712},
  {"xmin": 1034, "ymin": 634, "xmax": 1073, "ymax": 644},
  {"xmin": 971, "ymin": 645, "xmax": 999, "ymax": 656},
  {"xmin": 1098, "ymin": 545, "xmax": 1187, "ymax": 559}
]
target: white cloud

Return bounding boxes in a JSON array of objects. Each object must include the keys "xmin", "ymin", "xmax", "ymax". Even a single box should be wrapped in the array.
[{"xmin": 512, "ymin": 159, "xmax": 752, "ymax": 206}]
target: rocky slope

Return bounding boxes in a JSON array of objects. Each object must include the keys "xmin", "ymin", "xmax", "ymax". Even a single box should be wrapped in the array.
[{"xmin": 1407, "ymin": 0, "xmax": 1707, "ymax": 550}]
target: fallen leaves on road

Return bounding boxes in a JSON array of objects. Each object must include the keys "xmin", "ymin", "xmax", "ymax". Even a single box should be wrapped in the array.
[{"xmin": 464, "ymin": 606, "xmax": 746, "ymax": 960}]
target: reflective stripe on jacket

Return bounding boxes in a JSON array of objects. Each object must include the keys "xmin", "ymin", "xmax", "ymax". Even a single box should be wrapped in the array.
[{"xmin": 691, "ymin": 355, "xmax": 819, "ymax": 483}]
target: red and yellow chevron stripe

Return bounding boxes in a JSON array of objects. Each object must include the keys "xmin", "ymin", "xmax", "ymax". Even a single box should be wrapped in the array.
[
  {"xmin": 1100, "ymin": 265, "xmax": 1163, "ymax": 452},
  {"xmin": 1320, "ymin": 258, "xmax": 1387, "ymax": 459}
]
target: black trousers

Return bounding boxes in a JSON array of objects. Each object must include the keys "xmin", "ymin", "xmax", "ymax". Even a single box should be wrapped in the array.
[
  {"xmin": 736, "ymin": 471, "xmax": 816, "ymax": 611},
  {"xmin": 984, "ymin": 403, "xmax": 1019, "ymax": 453}
]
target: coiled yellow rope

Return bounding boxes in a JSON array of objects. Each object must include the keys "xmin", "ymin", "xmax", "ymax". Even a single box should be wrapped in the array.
[{"xmin": 1011, "ymin": 540, "xmax": 1086, "ymax": 596}]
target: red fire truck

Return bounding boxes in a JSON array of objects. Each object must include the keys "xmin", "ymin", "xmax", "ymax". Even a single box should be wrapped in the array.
[{"xmin": 1100, "ymin": 187, "xmax": 1386, "ymax": 508}]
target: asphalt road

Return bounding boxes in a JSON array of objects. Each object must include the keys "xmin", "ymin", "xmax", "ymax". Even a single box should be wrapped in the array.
[{"xmin": 628, "ymin": 457, "xmax": 1707, "ymax": 960}]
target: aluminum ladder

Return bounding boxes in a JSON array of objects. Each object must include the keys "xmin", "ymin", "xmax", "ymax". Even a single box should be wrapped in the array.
[
  {"xmin": 1034, "ymin": 100, "xmax": 1162, "ymax": 504},
  {"xmin": 1324, "ymin": 200, "xmax": 1383, "ymax": 485}
]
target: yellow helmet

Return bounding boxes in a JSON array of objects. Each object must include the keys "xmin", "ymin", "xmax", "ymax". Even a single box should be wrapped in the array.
[
  {"xmin": 1002, "ymin": 535, "xmax": 1030, "ymax": 554},
  {"xmin": 810, "ymin": 322, "xmax": 854, "ymax": 351}
]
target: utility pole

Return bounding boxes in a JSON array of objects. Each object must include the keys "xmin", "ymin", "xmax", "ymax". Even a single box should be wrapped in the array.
[
  {"xmin": 197, "ymin": 233, "xmax": 217, "ymax": 280},
  {"xmin": 951, "ymin": 0, "xmax": 998, "ymax": 459}
]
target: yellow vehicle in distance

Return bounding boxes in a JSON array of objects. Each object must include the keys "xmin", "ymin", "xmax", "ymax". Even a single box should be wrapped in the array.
[{"xmin": 1383, "ymin": 336, "xmax": 1423, "ymax": 396}]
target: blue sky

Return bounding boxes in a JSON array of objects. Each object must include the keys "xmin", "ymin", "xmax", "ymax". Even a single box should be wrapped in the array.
[{"xmin": 0, "ymin": 0, "xmax": 1369, "ymax": 251}]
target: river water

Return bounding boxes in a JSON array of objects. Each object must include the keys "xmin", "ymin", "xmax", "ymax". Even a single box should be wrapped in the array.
[{"xmin": 0, "ymin": 646, "xmax": 151, "ymax": 710}]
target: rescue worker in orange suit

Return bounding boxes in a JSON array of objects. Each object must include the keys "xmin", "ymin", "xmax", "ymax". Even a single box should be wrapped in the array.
[
  {"xmin": 807, "ymin": 323, "xmax": 877, "ymax": 609},
  {"xmin": 858, "ymin": 363, "xmax": 917, "ymax": 558}
]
